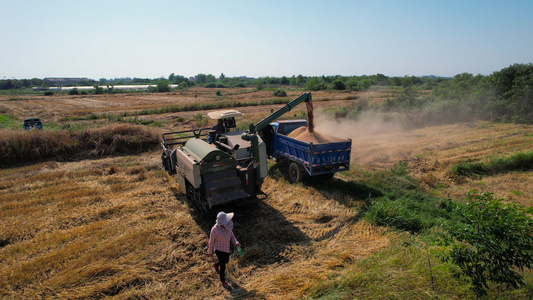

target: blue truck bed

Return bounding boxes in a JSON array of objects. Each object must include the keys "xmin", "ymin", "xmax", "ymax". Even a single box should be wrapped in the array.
[{"xmin": 270, "ymin": 120, "xmax": 351, "ymax": 177}]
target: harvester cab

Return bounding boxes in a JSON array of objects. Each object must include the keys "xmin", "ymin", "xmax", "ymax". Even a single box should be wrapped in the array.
[{"xmin": 206, "ymin": 109, "xmax": 243, "ymax": 143}]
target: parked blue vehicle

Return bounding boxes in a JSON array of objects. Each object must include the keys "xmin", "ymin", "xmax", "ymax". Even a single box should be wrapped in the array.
[
  {"xmin": 267, "ymin": 119, "xmax": 352, "ymax": 181},
  {"xmin": 23, "ymin": 118, "xmax": 43, "ymax": 130}
]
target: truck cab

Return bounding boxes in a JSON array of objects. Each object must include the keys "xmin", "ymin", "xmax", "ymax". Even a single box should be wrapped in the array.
[
  {"xmin": 261, "ymin": 119, "xmax": 307, "ymax": 157},
  {"xmin": 270, "ymin": 119, "xmax": 307, "ymax": 135}
]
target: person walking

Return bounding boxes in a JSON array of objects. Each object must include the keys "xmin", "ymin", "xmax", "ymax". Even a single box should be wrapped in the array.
[{"xmin": 208, "ymin": 211, "xmax": 240, "ymax": 288}]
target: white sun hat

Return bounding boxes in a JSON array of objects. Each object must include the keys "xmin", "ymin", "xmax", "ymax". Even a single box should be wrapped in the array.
[
  {"xmin": 216, "ymin": 211, "xmax": 234, "ymax": 227},
  {"xmin": 226, "ymin": 220, "xmax": 234, "ymax": 231}
]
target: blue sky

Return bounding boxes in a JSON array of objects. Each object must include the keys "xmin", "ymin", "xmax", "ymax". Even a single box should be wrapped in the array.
[{"xmin": 2, "ymin": 0, "xmax": 532, "ymax": 79}]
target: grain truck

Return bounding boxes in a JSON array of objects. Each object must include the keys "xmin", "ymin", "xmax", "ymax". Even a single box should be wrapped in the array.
[{"xmin": 266, "ymin": 119, "xmax": 351, "ymax": 182}]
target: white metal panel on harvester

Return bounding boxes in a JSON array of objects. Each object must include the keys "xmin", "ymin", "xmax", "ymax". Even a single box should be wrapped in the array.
[
  {"xmin": 223, "ymin": 131, "xmax": 268, "ymax": 179},
  {"xmin": 224, "ymin": 131, "xmax": 253, "ymax": 160},
  {"xmin": 175, "ymin": 148, "xmax": 202, "ymax": 189}
]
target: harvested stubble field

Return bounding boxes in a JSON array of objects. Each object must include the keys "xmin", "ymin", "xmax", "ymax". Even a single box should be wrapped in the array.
[
  {"xmin": 1, "ymin": 87, "xmax": 532, "ymax": 299},
  {"xmin": 0, "ymin": 152, "xmax": 390, "ymax": 299},
  {"xmin": 341, "ymin": 122, "xmax": 533, "ymax": 207},
  {"xmin": 0, "ymin": 88, "xmax": 361, "ymax": 131}
]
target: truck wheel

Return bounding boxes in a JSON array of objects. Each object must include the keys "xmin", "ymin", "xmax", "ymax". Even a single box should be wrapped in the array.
[{"xmin": 289, "ymin": 162, "xmax": 304, "ymax": 182}]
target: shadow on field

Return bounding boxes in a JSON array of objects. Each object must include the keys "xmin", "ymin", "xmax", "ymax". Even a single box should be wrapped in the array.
[
  {"xmin": 227, "ymin": 280, "xmax": 258, "ymax": 299},
  {"xmin": 308, "ymin": 176, "xmax": 382, "ymax": 210},
  {"xmin": 170, "ymin": 187, "xmax": 311, "ymax": 267},
  {"xmin": 271, "ymin": 162, "xmax": 383, "ymax": 219}
]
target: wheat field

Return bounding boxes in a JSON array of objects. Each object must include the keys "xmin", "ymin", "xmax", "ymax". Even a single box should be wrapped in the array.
[
  {"xmin": 0, "ymin": 149, "xmax": 393, "ymax": 299},
  {"xmin": 2, "ymin": 122, "xmax": 532, "ymax": 299},
  {"xmin": 343, "ymin": 121, "xmax": 533, "ymax": 207},
  {"xmin": 2, "ymin": 88, "xmax": 532, "ymax": 299}
]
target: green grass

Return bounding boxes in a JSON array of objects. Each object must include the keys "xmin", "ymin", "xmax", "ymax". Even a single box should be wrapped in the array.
[
  {"xmin": 307, "ymin": 233, "xmax": 472, "ymax": 299},
  {"xmin": 0, "ymin": 114, "xmax": 19, "ymax": 129},
  {"xmin": 364, "ymin": 195, "xmax": 453, "ymax": 233},
  {"xmin": 305, "ymin": 161, "xmax": 533, "ymax": 299},
  {"xmin": 106, "ymin": 115, "xmax": 162, "ymax": 127},
  {"xmin": 310, "ymin": 163, "xmax": 457, "ymax": 234},
  {"xmin": 451, "ymin": 151, "xmax": 533, "ymax": 177},
  {"xmin": 305, "ymin": 164, "xmax": 533, "ymax": 299},
  {"xmin": 361, "ymin": 163, "xmax": 457, "ymax": 233}
]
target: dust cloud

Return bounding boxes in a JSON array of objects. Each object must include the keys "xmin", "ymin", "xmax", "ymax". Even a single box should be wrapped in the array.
[
  {"xmin": 313, "ymin": 111, "xmax": 406, "ymax": 141},
  {"xmin": 311, "ymin": 112, "xmax": 413, "ymax": 169}
]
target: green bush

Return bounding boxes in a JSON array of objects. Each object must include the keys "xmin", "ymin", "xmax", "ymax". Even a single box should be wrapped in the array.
[
  {"xmin": 491, "ymin": 63, "xmax": 533, "ymax": 122},
  {"xmin": 333, "ymin": 79, "xmax": 346, "ymax": 90},
  {"xmin": 93, "ymin": 85, "xmax": 104, "ymax": 94},
  {"xmin": 306, "ymin": 78, "xmax": 327, "ymax": 91},
  {"xmin": 195, "ymin": 113, "xmax": 207, "ymax": 127},
  {"xmin": 440, "ymin": 191, "xmax": 533, "ymax": 297},
  {"xmin": 156, "ymin": 81, "xmax": 170, "ymax": 92},
  {"xmin": 273, "ymin": 89, "xmax": 287, "ymax": 97}
]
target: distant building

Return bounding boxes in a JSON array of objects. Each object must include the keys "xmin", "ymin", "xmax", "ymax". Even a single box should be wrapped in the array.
[{"xmin": 32, "ymin": 86, "xmax": 62, "ymax": 91}]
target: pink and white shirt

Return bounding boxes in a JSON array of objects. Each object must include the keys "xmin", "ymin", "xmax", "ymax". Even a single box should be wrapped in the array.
[{"xmin": 208, "ymin": 224, "xmax": 238, "ymax": 254}]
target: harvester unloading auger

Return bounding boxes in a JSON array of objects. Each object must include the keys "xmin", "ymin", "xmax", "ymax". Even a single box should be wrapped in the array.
[{"xmin": 160, "ymin": 92, "xmax": 351, "ymax": 215}]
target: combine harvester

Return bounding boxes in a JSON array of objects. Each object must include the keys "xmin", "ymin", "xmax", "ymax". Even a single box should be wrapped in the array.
[{"xmin": 160, "ymin": 93, "xmax": 351, "ymax": 215}]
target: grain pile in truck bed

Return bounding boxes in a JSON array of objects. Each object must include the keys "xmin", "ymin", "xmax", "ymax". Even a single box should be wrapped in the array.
[{"xmin": 287, "ymin": 126, "xmax": 346, "ymax": 144}]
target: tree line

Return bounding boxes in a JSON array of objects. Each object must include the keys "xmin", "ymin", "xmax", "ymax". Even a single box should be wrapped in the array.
[
  {"xmin": 378, "ymin": 63, "xmax": 533, "ymax": 124},
  {"xmin": 0, "ymin": 73, "xmax": 442, "ymax": 91},
  {"xmin": 2, "ymin": 63, "xmax": 532, "ymax": 123}
]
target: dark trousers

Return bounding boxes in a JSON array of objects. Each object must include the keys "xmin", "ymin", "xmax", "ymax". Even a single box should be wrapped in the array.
[{"xmin": 215, "ymin": 250, "xmax": 230, "ymax": 282}]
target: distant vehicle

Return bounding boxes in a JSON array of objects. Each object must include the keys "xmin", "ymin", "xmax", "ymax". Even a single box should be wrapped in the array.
[{"xmin": 23, "ymin": 118, "xmax": 43, "ymax": 130}]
